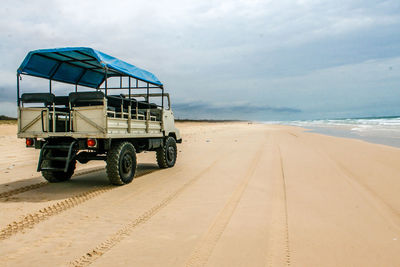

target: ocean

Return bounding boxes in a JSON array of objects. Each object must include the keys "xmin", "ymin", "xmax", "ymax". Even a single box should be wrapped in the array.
[{"xmin": 265, "ymin": 116, "xmax": 400, "ymax": 148}]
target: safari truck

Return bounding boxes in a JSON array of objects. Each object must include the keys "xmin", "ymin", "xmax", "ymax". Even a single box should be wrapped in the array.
[{"xmin": 16, "ymin": 47, "xmax": 181, "ymax": 185}]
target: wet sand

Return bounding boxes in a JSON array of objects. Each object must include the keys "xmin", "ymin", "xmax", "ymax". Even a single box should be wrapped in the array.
[{"xmin": 0, "ymin": 121, "xmax": 400, "ymax": 266}]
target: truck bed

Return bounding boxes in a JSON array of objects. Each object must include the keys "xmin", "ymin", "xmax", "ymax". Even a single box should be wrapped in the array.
[{"xmin": 18, "ymin": 103, "xmax": 163, "ymax": 139}]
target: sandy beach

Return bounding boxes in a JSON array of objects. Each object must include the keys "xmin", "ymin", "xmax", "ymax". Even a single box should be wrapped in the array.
[{"xmin": 1, "ymin": 121, "xmax": 400, "ymax": 266}]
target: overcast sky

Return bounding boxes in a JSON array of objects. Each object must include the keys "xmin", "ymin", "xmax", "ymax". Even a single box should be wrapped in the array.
[{"xmin": 1, "ymin": 0, "xmax": 399, "ymax": 121}]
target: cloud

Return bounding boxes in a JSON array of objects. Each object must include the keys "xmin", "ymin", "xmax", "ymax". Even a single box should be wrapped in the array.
[{"xmin": 0, "ymin": 0, "xmax": 399, "ymax": 120}]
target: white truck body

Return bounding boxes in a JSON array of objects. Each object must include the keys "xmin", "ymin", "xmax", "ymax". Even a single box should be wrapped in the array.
[{"xmin": 17, "ymin": 95, "xmax": 181, "ymax": 140}]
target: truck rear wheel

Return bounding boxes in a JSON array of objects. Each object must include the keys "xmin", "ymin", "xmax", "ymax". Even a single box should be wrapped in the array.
[
  {"xmin": 42, "ymin": 160, "xmax": 76, "ymax": 183},
  {"xmin": 106, "ymin": 142, "xmax": 137, "ymax": 185},
  {"xmin": 156, "ymin": 137, "xmax": 177, "ymax": 168}
]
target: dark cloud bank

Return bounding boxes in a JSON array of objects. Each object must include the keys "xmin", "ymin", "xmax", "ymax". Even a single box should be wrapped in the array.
[{"xmin": 172, "ymin": 101, "xmax": 301, "ymax": 120}]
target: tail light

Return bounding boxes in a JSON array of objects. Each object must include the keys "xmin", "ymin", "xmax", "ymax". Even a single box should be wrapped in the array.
[
  {"xmin": 26, "ymin": 138, "xmax": 35, "ymax": 147},
  {"xmin": 87, "ymin": 138, "xmax": 97, "ymax": 148}
]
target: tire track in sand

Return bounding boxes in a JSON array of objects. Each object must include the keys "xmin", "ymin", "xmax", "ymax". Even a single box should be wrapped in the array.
[
  {"xmin": 0, "ymin": 165, "xmax": 160, "ymax": 241},
  {"xmin": 0, "ymin": 182, "xmax": 47, "ymax": 199},
  {"xmin": 0, "ymin": 171, "xmax": 186, "ymax": 264},
  {"xmin": 0, "ymin": 167, "xmax": 105, "ymax": 199},
  {"xmin": 265, "ymin": 145, "xmax": 290, "ymax": 267},
  {"xmin": 1, "ymin": 148, "xmax": 226, "ymax": 263},
  {"xmin": 69, "ymin": 158, "xmax": 223, "ymax": 267},
  {"xmin": 185, "ymin": 144, "xmax": 265, "ymax": 267},
  {"xmin": 296, "ymin": 136, "xmax": 400, "ymax": 232},
  {"xmin": 307, "ymin": 142, "xmax": 400, "ymax": 231},
  {"xmin": 0, "ymin": 186, "xmax": 113, "ymax": 241}
]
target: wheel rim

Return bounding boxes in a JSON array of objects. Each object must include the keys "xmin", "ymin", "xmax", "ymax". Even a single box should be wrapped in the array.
[
  {"xmin": 121, "ymin": 152, "xmax": 133, "ymax": 177},
  {"xmin": 167, "ymin": 146, "xmax": 175, "ymax": 163}
]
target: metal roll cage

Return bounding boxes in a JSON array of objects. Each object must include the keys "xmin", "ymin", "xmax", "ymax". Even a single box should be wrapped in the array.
[{"xmin": 17, "ymin": 49, "xmax": 167, "ymax": 111}]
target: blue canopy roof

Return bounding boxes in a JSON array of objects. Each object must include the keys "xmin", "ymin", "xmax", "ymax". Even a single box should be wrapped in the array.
[{"xmin": 18, "ymin": 47, "xmax": 162, "ymax": 88}]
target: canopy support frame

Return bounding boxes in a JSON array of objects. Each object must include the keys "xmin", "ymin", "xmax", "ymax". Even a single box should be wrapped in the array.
[{"xmin": 17, "ymin": 73, "xmax": 20, "ymax": 107}]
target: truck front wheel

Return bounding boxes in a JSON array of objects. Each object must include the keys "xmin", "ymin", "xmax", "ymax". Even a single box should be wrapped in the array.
[
  {"xmin": 106, "ymin": 142, "xmax": 137, "ymax": 185},
  {"xmin": 156, "ymin": 137, "xmax": 177, "ymax": 168}
]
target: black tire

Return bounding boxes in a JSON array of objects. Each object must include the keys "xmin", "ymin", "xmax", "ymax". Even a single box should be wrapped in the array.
[
  {"xmin": 106, "ymin": 141, "xmax": 137, "ymax": 185},
  {"xmin": 156, "ymin": 137, "xmax": 177, "ymax": 168},
  {"xmin": 42, "ymin": 159, "xmax": 76, "ymax": 183}
]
